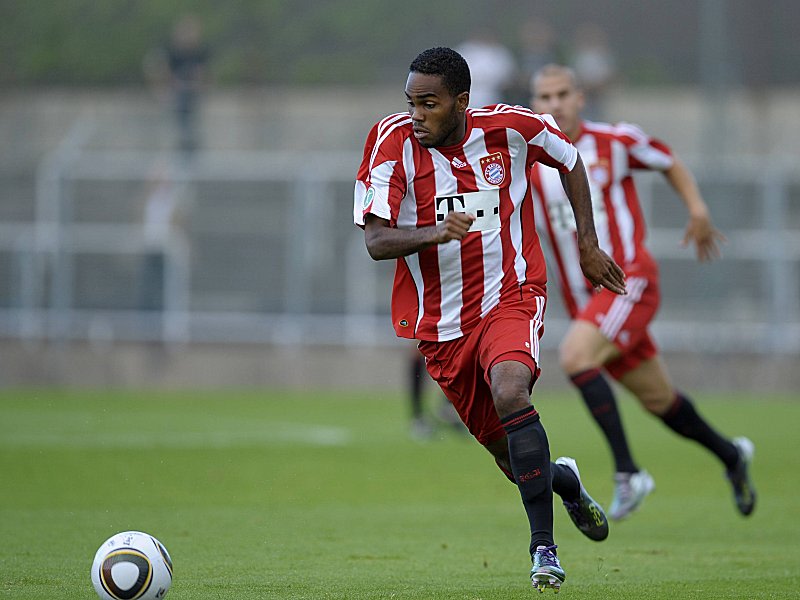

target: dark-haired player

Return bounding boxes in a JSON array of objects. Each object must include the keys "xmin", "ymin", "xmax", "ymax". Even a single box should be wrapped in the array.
[
  {"xmin": 354, "ymin": 47, "xmax": 627, "ymax": 592},
  {"xmin": 529, "ymin": 64, "xmax": 756, "ymax": 520}
]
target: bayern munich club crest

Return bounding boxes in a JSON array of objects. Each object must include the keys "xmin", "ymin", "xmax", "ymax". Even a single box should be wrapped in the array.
[{"xmin": 479, "ymin": 152, "xmax": 506, "ymax": 186}]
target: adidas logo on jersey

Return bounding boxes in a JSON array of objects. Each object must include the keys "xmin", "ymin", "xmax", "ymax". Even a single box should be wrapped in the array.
[{"xmin": 451, "ymin": 156, "xmax": 468, "ymax": 169}]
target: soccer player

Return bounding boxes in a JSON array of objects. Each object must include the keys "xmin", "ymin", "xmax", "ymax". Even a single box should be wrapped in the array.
[
  {"xmin": 406, "ymin": 346, "xmax": 467, "ymax": 440},
  {"xmin": 407, "ymin": 346, "xmax": 435, "ymax": 439},
  {"xmin": 354, "ymin": 47, "xmax": 626, "ymax": 592},
  {"xmin": 529, "ymin": 64, "xmax": 757, "ymax": 520}
]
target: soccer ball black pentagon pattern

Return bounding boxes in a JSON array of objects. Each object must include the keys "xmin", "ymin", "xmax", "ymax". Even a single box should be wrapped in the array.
[{"xmin": 91, "ymin": 531, "xmax": 172, "ymax": 600}]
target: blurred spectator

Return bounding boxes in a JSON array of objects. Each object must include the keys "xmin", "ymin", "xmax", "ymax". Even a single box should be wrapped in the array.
[
  {"xmin": 408, "ymin": 346, "xmax": 433, "ymax": 439},
  {"xmin": 143, "ymin": 14, "xmax": 210, "ymax": 156},
  {"xmin": 139, "ymin": 161, "xmax": 188, "ymax": 312},
  {"xmin": 407, "ymin": 346, "xmax": 466, "ymax": 441},
  {"xmin": 456, "ymin": 30, "xmax": 516, "ymax": 108},
  {"xmin": 507, "ymin": 19, "xmax": 560, "ymax": 107},
  {"xmin": 569, "ymin": 23, "xmax": 617, "ymax": 120}
]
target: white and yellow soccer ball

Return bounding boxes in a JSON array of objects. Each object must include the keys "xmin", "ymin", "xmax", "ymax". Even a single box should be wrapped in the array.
[{"xmin": 91, "ymin": 531, "xmax": 173, "ymax": 600}]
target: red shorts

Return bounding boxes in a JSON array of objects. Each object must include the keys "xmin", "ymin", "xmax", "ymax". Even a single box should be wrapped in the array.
[
  {"xmin": 418, "ymin": 288, "xmax": 546, "ymax": 446},
  {"xmin": 576, "ymin": 263, "xmax": 660, "ymax": 380}
]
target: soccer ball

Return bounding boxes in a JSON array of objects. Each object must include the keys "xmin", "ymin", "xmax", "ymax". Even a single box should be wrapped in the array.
[{"xmin": 91, "ymin": 531, "xmax": 173, "ymax": 600}]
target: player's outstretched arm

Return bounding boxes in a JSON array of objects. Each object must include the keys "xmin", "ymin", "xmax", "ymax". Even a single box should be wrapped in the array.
[
  {"xmin": 560, "ymin": 154, "xmax": 627, "ymax": 295},
  {"xmin": 664, "ymin": 157, "xmax": 727, "ymax": 262},
  {"xmin": 364, "ymin": 212, "xmax": 475, "ymax": 261}
]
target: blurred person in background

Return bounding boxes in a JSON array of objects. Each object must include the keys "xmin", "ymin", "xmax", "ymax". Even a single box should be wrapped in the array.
[
  {"xmin": 529, "ymin": 64, "xmax": 756, "ymax": 521},
  {"xmin": 569, "ymin": 23, "xmax": 616, "ymax": 121},
  {"xmin": 456, "ymin": 30, "xmax": 517, "ymax": 108},
  {"xmin": 506, "ymin": 19, "xmax": 560, "ymax": 106},
  {"xmin": 355, "ymin": 47, "xmax": 627, "ymax": 592},
  {"xmin": 519, "ymin": 20, "xmax": 559, "ymax": 80},
  {"xmin": 406, "ymin": 346, "xmax": 466, "ymax": 440},
  {"xmin": 139, "ymin": 160, "xmax": 188, "ymax": 314},
  {"xmin": 143, "ymin": 14, "xmax": 210, "ymax": 156},
  {"xmin": 407, "ymin": 346, "xmax": 434, "ymax": 438}
]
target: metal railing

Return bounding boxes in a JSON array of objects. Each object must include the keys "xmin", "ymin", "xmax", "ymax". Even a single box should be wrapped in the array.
[{"xmin": 0, "ymin": 130, "xmax": 797, "ymax": 354}]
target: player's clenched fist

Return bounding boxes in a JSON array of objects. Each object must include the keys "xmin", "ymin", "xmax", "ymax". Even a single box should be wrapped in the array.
[{"xmin": 434, "ymin": 211, "xmax": 476, "ymax": 244}]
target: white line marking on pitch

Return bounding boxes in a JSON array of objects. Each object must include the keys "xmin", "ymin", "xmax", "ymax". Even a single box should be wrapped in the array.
[{"xmin": 0, "ymin": 423, "xmax": 352, "ymax": 448}]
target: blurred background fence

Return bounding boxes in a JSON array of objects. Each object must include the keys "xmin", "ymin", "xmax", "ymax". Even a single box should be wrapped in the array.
[{"xmin": 0, "ymin": 1, "xmax": 798, "ymax": 390}]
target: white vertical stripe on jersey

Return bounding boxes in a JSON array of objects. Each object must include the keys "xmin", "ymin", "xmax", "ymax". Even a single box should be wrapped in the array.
[
  {"xmin": 396, "ymin": 138, "xmax": 427, "ymax": 333},
  {"xmin": 539, "ymin": 166, "xmax": 591, "ymax": 310},
  {"xmin": 505, "ymin": 129, "xmax": 531, "ymax": 285},
  {"xmin": 563, "ymin": 241, "xmax": 590, "ymax": 310},
  {"xmin": 397, "ymin": 138, "xmax": 418, "ymax": 229},
  {"xmin": 402, "ymin": 252, "xmax": 426, "ymax": 333},
  {"xmin": 429, "ymin": 148, "xmax": 464, "ymax": 339},
  {"xmin": 436, "ymin": 241, "xmax": 463, "ymax": 339},
  {"xmin": 609, "ymin": 140, "xmax": 636, "ymax": 263},
  {"xmin": 479, "ymin": 229, "xmax": 503, "ymax": 318},
  {"xmin": 461, "ymin": 129, "xmax": 504, "ymax": 317},
  {"xmin": 463, "ymin": 126, "xmax": 489, "ymax": 189},
  {"xmin": 599, "ymin": 277, "xmax": 647, "ymax": 339},
  {"xmin": 577, "ymin": 136, "xmax": 613, "ymax": 257}
]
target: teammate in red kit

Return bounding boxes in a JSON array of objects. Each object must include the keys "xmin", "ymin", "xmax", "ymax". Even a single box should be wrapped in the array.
[
  {"xmin": 529, "ymin": 64, "xmax": 756, "ymax": 520},
  {"xmin": 354, "ymin": 47, "xmax": 626, "ymax": 592}
]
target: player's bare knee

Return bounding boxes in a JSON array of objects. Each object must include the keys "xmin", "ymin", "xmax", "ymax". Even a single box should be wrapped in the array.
[
  {"xmin": 490, "ymin": 363, "xmax": 533, "ymax": 417},
  {"xmin": 558, "ymin": 339, "xmax": 591, "ymax": 375},
  {"xmin": 490, "ymin": 378, "xmax": 530, "ymax": 418}
]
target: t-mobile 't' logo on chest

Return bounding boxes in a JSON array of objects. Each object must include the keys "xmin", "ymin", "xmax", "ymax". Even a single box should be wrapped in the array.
[
  {"xmin": 434, "ymin": 189, "xmax": 501, "ymax": 233},
  {"xmin": 435, "ymin": 195, "xmax": 466, "ymax": 218}
]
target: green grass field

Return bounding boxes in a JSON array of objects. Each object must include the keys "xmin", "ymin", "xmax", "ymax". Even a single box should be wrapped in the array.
[{"xmin": 1, "ymin": 388, "xmax": 798, "ymax": 599}]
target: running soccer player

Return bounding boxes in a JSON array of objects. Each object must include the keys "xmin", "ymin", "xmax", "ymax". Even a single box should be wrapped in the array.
[
  {"xmin": 354, "ymin": 47, "xmax": 626, "ymax": 592},
  {"xmin": 529, "ymin": 64, "xmax": 756, "ymax": 520}
]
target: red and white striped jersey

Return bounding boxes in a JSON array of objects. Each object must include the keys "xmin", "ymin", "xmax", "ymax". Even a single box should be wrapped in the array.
[
  {"xmin": 354, "ymin": 105, "xmax": 578, "ymax": 342},
  {"xmin": 530, "ymin": 120, "xmax": 673, "ymax": 316}
]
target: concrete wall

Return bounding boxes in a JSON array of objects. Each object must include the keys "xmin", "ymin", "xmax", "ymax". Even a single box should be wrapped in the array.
[{"xmin": 1, "ymin": 341, "xmax": 798, "ymax": 394}]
